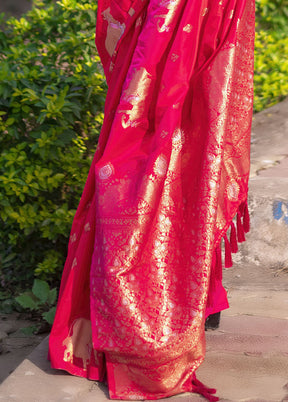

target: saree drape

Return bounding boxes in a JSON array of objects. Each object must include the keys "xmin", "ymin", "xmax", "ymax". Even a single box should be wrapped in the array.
[{"xmin": 49, "ymin": 0, "xmax": 255, "ymax": 400}]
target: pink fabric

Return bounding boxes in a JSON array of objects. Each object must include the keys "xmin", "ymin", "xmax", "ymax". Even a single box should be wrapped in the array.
[{"xmin": 49, "ymin": 1, "xmax": 255, "ymax": 400}]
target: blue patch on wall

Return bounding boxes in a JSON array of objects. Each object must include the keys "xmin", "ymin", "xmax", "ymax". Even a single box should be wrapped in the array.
[{"xmin": 273, "ymin": 201, "xmax": 288, "ymax": 224}]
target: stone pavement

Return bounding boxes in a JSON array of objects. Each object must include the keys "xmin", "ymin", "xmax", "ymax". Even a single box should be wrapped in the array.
[
  {"xmin": 0, "ymin": 285, "xmax": 287, "ymax": 402},
  {"xmin": 0, "ymin": 98, "xmax": 288, "ymax": 401},
  {"xmin": 239, "ymin": 97, "xmax": 288, "ymax": 271}
]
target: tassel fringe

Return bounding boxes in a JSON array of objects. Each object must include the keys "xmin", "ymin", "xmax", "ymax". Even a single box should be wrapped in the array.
[
  {"xmin": 223, "ymin": 200, "xmax": 250, "ymax": 268},
  {"xmin": 224, "ymin": 234, "xmax": 233, "ymax": 268},
  {"xmin": 230, "ymin": 222, "xmax": 238, "ymax": 253},
  {"xmin": 236, "ymin": 212, "xmax": 245, "ymax": 243},
  {"xmin": 215, "ymin": 245, "xmax": 222, "ymax": 280},
  {"xmin": 243, "ymin": 203, "xmax": 250, "ymax": 233},
  {"xmin": 209, "ymin": 243, "xmax": 223, "ymax": 294},
  {"xmin": 192, "ymin": 373, "xmax": 219, "ymax": 401}
]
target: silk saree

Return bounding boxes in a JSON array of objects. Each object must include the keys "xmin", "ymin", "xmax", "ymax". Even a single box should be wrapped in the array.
[{"xmin": 49, "ymin": 0, "xmax": 255, "ymax": 400}]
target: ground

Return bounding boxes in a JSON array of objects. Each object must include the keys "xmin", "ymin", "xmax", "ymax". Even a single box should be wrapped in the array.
[
  {"xmin": 0, "ymin": 0, "xmax": 31, "ymax": 18},
  {"xmin": 0, "ymin": 314, "xmax": 46, "ymax": 383},
  {"xmin": 0, "ymin": 259, "xmax": 287, "ymax": 385}
]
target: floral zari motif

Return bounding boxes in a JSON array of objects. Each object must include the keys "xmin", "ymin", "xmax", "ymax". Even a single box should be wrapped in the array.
[{"xmin": 49, "ymin": 0, "xmax": 255, "ymax": 400}]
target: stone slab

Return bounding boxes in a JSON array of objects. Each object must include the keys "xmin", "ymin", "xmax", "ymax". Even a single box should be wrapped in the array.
[
  {"xmin": 0, "ymin": 338, "xmax": 205, "ymax": 402},
  {"xmin": 224, "ymin": 289, "xmax": 288, "ymax": 320},
  {"xmin": 241, "ymin": 176, "xmax": 288, "ymax": 268},
  {"xmin": 250, "ymin": 97, "xmax": 288, "ymax": 178},
  {"xmin": 237, "ymin": 98, "xmax": 288, "ymax": 268},
  {"xmin": 0, "ymin": 337, "xmax": 106, "ymax": 402},
  {"xmin": 198, "ymin": 352, "xmax": 288, "ymax": 402},
  {"xmin": 206, "ymin": 314, "xmax": 288, "ymax": 356},
  {"xmin": 2, "ymin": 326, "xmax": 287, "ymax": 402},
  {"xmin": 206, "ymin": 332, "xmax": 288, "ymax": 355},
  {"xmin": 215, "ymin": 315, "xmax": 288, "ymax": 337},
  {"xmin": 258, "ymin": 156, "xmax": 288, "ymax": 178},
  {"xmin": 2, "ymin": 291, "xmax": 288, "ymax": 402}
]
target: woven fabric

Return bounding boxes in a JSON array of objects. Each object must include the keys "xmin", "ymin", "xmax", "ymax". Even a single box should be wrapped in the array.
[{"xmin": 49, "ymin": 1, "xmax": 255, "ymax": 400}]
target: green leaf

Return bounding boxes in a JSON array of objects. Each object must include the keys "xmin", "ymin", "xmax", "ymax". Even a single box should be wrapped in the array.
[
  {"xmin": 6, "ymin": 118, "xmax": 15, "ymax": 126},
  {"xmin": 59, "ymin": 130, "xmax": 76, "ymax": 144},
  {"xmin": 21, "ymin": 325, "xmax": 39, "ymax": 336},
  {"xmin": 42, "ymin": 306, "xmax": 56, "ymax": 325},
  {"xmin": 2, "ymin": 253, "xmax": 17, "ymax": 264},
  {"xmin": 47, "ymin": 288, "xmax": 57, "ymax": 305},
  {"xmin": 19, "ymin": 193, "xmax": 25, "ymax": 202},
  {"xmin": 15, "ymin": 292, "xmax": 39, "ymax": 310},
  {"xmin": 32, "ymin": 279, "xmax": 50, "ymax": 303},
  {"xmin": 0, "ymin": 299, "xmax": 14, "ymax": 314},
  {"xmin": 22, "ymin": 105, "xmax": 31, "ymax": 113}
]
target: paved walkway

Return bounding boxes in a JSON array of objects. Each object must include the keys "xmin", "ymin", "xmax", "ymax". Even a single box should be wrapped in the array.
[
  {"xmin": 1, "ymin": 286, "xmax": 287, "ymax": 402},
  {"xmin": 1, "ymin": 98, "xmax": 288, "ymax": 401}
]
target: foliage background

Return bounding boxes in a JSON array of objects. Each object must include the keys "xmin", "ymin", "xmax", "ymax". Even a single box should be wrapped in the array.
[
  {"xmin": 0, "ymin": 0, "xmax": 287, "ymax": 304},
  {"xmin": 254, "ymin": 0, "xmax": 288, "ymax": 111},
  {"xmin": 0, "ymin": 0, "xmax": 106, "ymax": 300}
]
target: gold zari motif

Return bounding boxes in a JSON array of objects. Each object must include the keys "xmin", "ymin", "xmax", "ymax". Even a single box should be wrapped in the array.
[
  {"xmin": 63, "ymin": 319, "xmax": 93, "ymax": 371},
  {"xmin": 183, "ymin": 24, "xmax": 192, "ymax": 32},
  {"xmin": 102, "ymin": 8, "xmax": 126, "ymax": 56},
  {"xmin": 156, "ymin": 0, "xmax": 181, "ymax": 33},
  {"xmin": 120, "ymin": 67, "xmax": 152, "ymax": 128}
]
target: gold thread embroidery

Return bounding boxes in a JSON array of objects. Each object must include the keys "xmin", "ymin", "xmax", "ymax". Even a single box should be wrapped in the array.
[
  {"xmin": 72, "ymin": 257, "xmax": 77, "ymax": 269},
  {"xmin": 202, "ymin": 8, "xmax": 209, "ymax": 17},
  {"xmin": 226, "ymin": 180, "xmax": 240, "ymax": 201},
  {"xmin": 102, "ymin": 8, "xmax": 126, "ymax": 56},
  {"xmin": 172, "ymin": 128, "xmax": 185, "ymax": 150},
  {"xmin": 136, "ymin": 16, "xmax": 143, "ymax": 28},
  {"xmin": 70, "ymin": 233, "xmax": 77, "ymax": 243},
  {"xmin": 183, "ymin": 24, "xmax": 192, "ymax": 33},
  {"xmin": 109, "ymin": 62, "xmax": 115, "ymax": 73},
  {"xmin": 160, "ymin": 130, "xmax": 169, "ymax": 138},
  {"xmin": 120, "ymin": 67, "xmax": 152, "ymax": 129},
  {"xmin": 154, "ymin": 155, "xmax": 168, "ymax": 177},
  {"xmin": 63, "ymin": 318, "xmax": 92, "ymax": 371},
  {"xmin": 156, "ymin": 0, "xmax": 179, "ymax": 33},
  {"xmin": 84, "ymin": 222, "xmax": 91, "ymax": 232},
  {"xmin": 99, "ymin": 163, "xmax": 114, "ymax": 180},
  {"xmin": 171, "ymin": 53, "xmax": 179, "ymax": 62},
  {"xmin": 128, "ymin": 8, "xmax": 135, "ymax": 17}
]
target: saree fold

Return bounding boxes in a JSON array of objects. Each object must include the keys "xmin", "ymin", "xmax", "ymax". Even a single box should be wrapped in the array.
[{"xmin": 49, "ymin": 0, "xmax": 255, "ymax": 400}]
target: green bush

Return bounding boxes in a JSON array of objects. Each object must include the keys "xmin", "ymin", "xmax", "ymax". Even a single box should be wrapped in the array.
[
  {"xmin": 15, "ymin": 279, "xmax": 57, "ymax": 325},
  {"xmin": 256, "ymin": 0, "xmax": 288, "ymax": 32},
  {"xmin": 0, "ymin": 0, "xmax": 287, "ymax": 297},
  {"xmin": 254, "ymin": 31, "xmax": 288, "ymax": 112},
  {"xmin": 254, "ymin": 0, "xmax": 288, "ymax": 111},
  {"xmin": 0, "ymin": 0, "xmax": 106, "ymax": 292}
]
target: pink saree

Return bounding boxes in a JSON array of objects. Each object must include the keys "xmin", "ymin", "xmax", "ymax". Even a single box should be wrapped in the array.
[{"xmin": 49, "ymin": 0, "xmax": 255, "ymax": 400}]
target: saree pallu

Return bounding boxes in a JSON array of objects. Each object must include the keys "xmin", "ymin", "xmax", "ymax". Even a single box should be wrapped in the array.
[{"xmin": 49, "ymin": 0, "xmax": 255, "ymax": 400}]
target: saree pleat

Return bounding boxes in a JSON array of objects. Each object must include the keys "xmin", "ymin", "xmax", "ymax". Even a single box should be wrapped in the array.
[{"xmin": 49, "ymin": 0, "xmax": 255, "ymax": 400}]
